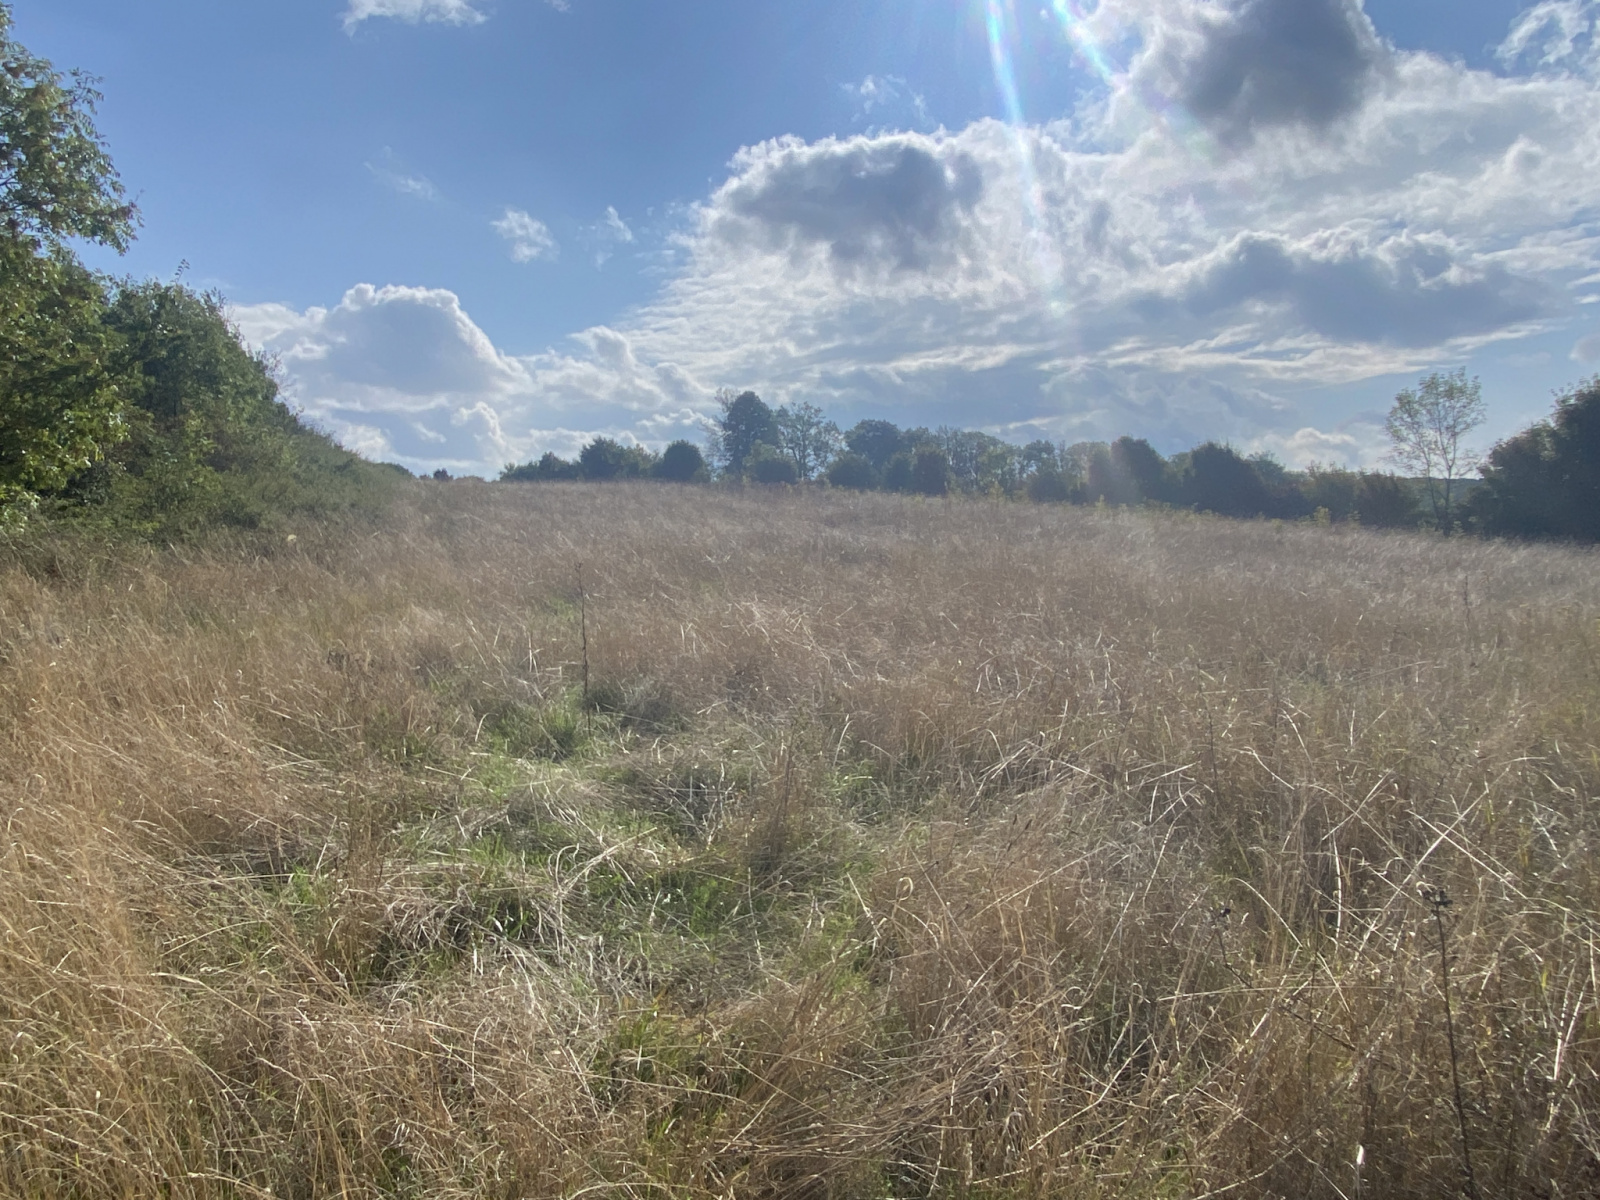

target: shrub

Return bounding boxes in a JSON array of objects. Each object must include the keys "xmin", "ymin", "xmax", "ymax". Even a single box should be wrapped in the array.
[
  {"xmin": 655, "ymin": 440, "xmax": 709, "ymax": 483},
  {"xmin": 748, "ymin": 445, "xmax": 798, "ymax": 485},
  {"xmin": 824, "ymin": 452, "xmax": 877, "ymax": 490}
]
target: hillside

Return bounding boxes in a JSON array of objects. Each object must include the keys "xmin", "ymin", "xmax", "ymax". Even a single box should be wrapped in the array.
[{"xmin": 2, "ymin": 482, "xmax": 1598, "ymax": 1198}]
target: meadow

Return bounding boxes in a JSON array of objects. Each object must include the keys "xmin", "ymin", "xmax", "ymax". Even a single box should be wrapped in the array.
[{"xmin": 2, "ymin": 481, "xmax": 1597, "ymax": 1199}]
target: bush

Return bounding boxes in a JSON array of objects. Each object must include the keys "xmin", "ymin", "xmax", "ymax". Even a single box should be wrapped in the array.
[
  {"xmin": 909, "ymin": 446, "xmax": 951, "ymax": 496},
  {"xmin": 579, "ymin": 437, "xmax": 655, "ymax": 481},
  {"xmin": 748, "ymin": 445, "xmax": 798, "ymax": 485},
  {"xmin": 824, "ymin": 452, "xmax": 877, "ymax": 490},
  {"xmin": 1471, "ymin": 378, "xmax": 1600, "ymax": 542},
  {"xmin": 1026, "ymin": 468, "xmax": 1072, "ymax": 503},
  {"xmin": 501, "ymin": 452, "xmax": 580, "ymax": 482},
  {"xmin": 60, "ymin": 281, "xmax": 398, "ymax": 535},
  {"xmin": 1176, "ymin": 443, "xmax": 1273, "ymax": 518},
  {"xmin": 655, "ymin": 440, "xmax": 709, "ymax": 483}
]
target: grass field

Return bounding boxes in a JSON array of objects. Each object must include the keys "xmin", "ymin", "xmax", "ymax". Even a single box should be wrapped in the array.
[{"xmin": 2, "ymin": 482, "xmax": 1598, "ymax": 1198}]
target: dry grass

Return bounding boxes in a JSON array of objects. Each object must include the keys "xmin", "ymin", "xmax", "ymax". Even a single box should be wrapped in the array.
[{"xmin": 2, "ymin": 481, "xmax": 1598, "ymax": 1198}]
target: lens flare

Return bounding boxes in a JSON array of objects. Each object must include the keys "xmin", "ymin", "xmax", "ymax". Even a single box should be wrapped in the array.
[
  {"xmin": 1046, "ymin": 0, "xmax": 1219, "ymax": 162},
  {"xmin": 985, "ymin": 0, "xmax": 1065, "ymax": 306}
]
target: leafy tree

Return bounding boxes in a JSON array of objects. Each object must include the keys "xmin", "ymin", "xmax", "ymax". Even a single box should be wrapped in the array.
[
  {"xmin": 1470, "ymin": 378, "xmax": 1600, "ymax": 542},
  {"xmin": 0, "ymin": 243, "xmax": 121, "ymax": 513},
  {"xmin": 1177, "ymin": 443, "xmax": 1273, "ymax": 518},
  {"xmin": 1355, "ymin": 471, "xmax": 1421, "ymax": 528},
  {"xmin": 775, "ymin": 401, "xmax": 841, "ymax": 480},
  {"xmin": 1386, "ymin": 369, "xmax": 1486, "ymax": 529},
  {"xmin": 1067, "ymin": 442, "xmax": 1117, "ymax": 503},
  {"xmin": 712, "ymin": 389, "xmax": 779, "ymax": 478},
  {"xmin": 578, "ymin": 437, "xmax": 655, "ymax": 480},
  {"xmin": 909, "ymin": 446, "xmax": 951, "ymax": 496},
  {"xmin": 0, "ymin": 6, "xmax": 136, "ymax": 516},
  {"xmin": 882, "ymin": 450, "xmax": 915, "ymax": 493},
  {"xmin": 748, "ymin": 443, "xmax": 798, "ymax": 485},
  {"xmin": 94, "ymin": 280, "xmax": 386, "ymax": 531},
  {"xmin": 824, "ymin": 452, "xmax": 877, "ymax": 490},
  {"xmin": 501, "ymin": 452, "xmax": 580, "ymax": 482},
  {"xmin": 0, "ymin": 6, "xmax": 136, "ymax": 250},
  {"xmin": 1026, "ymin": 466, "xmax": 1072, "ymax": 503},
  {"xmin": 655, "ymin": 439, "xmax": 709, "ymax": 483},
  {"xmin": 845, "ymin": 419, "xmax": 905, "ymax": 469},
  {"xmin": 1111, "ymin": 437, "xmax": 1170, "ymax": 504}
]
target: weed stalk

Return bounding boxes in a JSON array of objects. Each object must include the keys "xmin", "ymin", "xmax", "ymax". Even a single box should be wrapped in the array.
[{"xmin": 1426, "ymin": 885, "xmax": 1481, "ymax": 1200}]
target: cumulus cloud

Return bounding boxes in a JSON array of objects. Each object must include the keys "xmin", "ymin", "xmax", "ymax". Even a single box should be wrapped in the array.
[
  {"xmin": 493, "ymin": 208, "xmax": 558, "ymax": 262},
  {"xmin": 1116, "ymin": 0, "xmax": 1387, "ymax": 147},
  {"xmin": 234, "ymin": 286, "xmax": 708, "ymax": 474},
  {"xmin": 272, "ymin": 5, "xmax": 1600, "ymax": 472},
  {"xmin": 343, "ymin": 0, "xmax": 485, "ymax": 33},
  {"xmin": 710, "ymin": 135, "xmax": 984, "ymax": 271},
  {"xmin": 1154, "ymin": 230, "xmax": 1551, "ymax": 346}
]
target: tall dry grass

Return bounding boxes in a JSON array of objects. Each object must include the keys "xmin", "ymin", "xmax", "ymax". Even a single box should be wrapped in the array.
[{"xmin": 1, "ymin": 481, "xmax": 1597, "ymax": 1197}]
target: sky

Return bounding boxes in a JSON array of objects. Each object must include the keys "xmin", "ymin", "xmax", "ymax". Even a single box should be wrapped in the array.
[{"xmin": 18, "ymin": 0, "xmax": 1600, "ymax": 475}]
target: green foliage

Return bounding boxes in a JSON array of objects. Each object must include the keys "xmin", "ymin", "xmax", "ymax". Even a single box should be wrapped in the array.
[
  {"xmin": 1386, "ymin": 369, "xmax": 1486, "ymax": 529},
  {"xmin": 0, "ymin": 241, "xmax": 122, "ymax": 515},
  {"xmin": 1111, "ymin": 436, "xmax": 1171, "ymax": 504},
  {"xmin": 501, "ymin": 451, "xmax": 581, "ymax": 482},
  {"xmin": 1471, "ymin": 377, "xmax": 1600, "ymax": 542},
  {"xmin": 824, "ymin": 451, "xmax": 877, "ymax": 490},
  {"xmin": 1176, "ymin": 443, "xmax": 1274, "ymax": 518},
  {"xmin": 656, "ymin": 439, "xmax": 709, "ymax": 482},
  {"xmin": 774, "ymin": 400, "xmax": 841, "ymax": 480},
  {"xmin": 844, "ymin": 419, "xmax": 905, "ymax": 468},
  {"xmin": 713, "ymin": 389, "xmax": 779, "ymax": 478},
  {"xmin": 748, "ymin": 443, "xmax": 798, "ymax": 485},
  {"xmin": 578, "ymin": 436, "xmax": 656, "ymax": 480},
  {"xmin": 75, "ymin": 281, "xmax": 394, "ymax": 534},
  {"xmin": 908, "ymin": 445, "xmax": 951, "ymax": 496},
  {"xmin": 0, "ymin": 5, "xmax": 135, "ymax": 251}
]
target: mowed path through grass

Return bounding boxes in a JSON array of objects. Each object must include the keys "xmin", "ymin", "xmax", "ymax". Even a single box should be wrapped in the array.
[{"xmin": 3, "ymin": 482, "xmax": 1598, "ymax": 1198}]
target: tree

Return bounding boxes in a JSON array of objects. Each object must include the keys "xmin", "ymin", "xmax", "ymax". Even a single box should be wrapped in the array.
[
  {"xmin": 0, "ymin": 243, "xmax": 121, "ymax": 513},
  {"xmin": 845, "ymin": 419, "xmax": 905, "ymax": 469},
  {"xmin": 1470, "ymin": 377, "xmax": 1600, "ymax": 542},
  {"xmin": 1111, "ymin": 437, "xmax": 1170, "ymax": 505},
  {"xmin": 0, "ymin": 6, "xmax": 136, "ymax": 250},
  {"xmin": 577, "ymin": 437, "xmax": 655, "ymax": 480},
  {"xmin": 712, "ymin": 390, "xmax": 779, "ymax": 478},
  {"xmin": 501, "ymin": 452, "xmax": 580, "ymax": 482},
  {"xmin": 909, "ymin": 446, "xmax": 951, "ymax": 496},
  {"xmin": 748, "ymin": 444, "xmax": 798, "ymax": 485},
  {"xmin": 824, "ymin": 452, "xmax": 877, "ymax": 490},
  {"xmin": 0, "ymin": 6, "xmax": 137, "ymax": 515},
  {"xmin": 655, "ymin": 439, "xmax": 709, "ymax": 483},
  {"xmin": 1177, "ymin": 443, "xmax": 1273, "ymax": 518},
  {"xmin": 1386, "ymin": 369, "xmax": 1486, "ymax": 529},
  {"xmin": 775, "ymin": 401, "xmax": 841, "ymax": 480}
]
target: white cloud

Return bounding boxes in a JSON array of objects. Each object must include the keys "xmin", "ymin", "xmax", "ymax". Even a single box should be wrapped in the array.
[
  {"xmin": 1498, "ymin": 1, "xmax": 1598, "ymax": 68},
  {"xmin": 234, "ymin": 286, "xmax": 707, "ymax": 474},
  {"xmin": 263, "ymin": 4, "xmax": 1600, "ymax": 472},
  {"xmin": 844, "ymin": 75, "xmax": 930, "ymax": 128},
  {"xmin": 1573, "ymin": 331, "xmax": 1600, "ymax": 361},
  {"xmin": 343, "ymin": 0, "xmax": 485, "ymax": 33},
  {"xmin": 366, "ymin": 149, "xmax": 438, "ymax": 201},
  {"xmin": 493, "ymin": 208, "xmax": 558, "ymax": 263},
  {"xmin": 585, "ymin": 205, "xmax": 634, "ymax": 267}
]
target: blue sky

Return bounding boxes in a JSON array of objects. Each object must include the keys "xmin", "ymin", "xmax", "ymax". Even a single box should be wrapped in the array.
[{"xmin": 19, "ymin": 0, "xmax": 1600, "ymax": 474}]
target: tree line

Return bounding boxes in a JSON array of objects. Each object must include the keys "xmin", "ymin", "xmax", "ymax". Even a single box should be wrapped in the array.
[{"xmin": 501, "ymin": 381, "xmax": 1599, "ymax": 542}]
